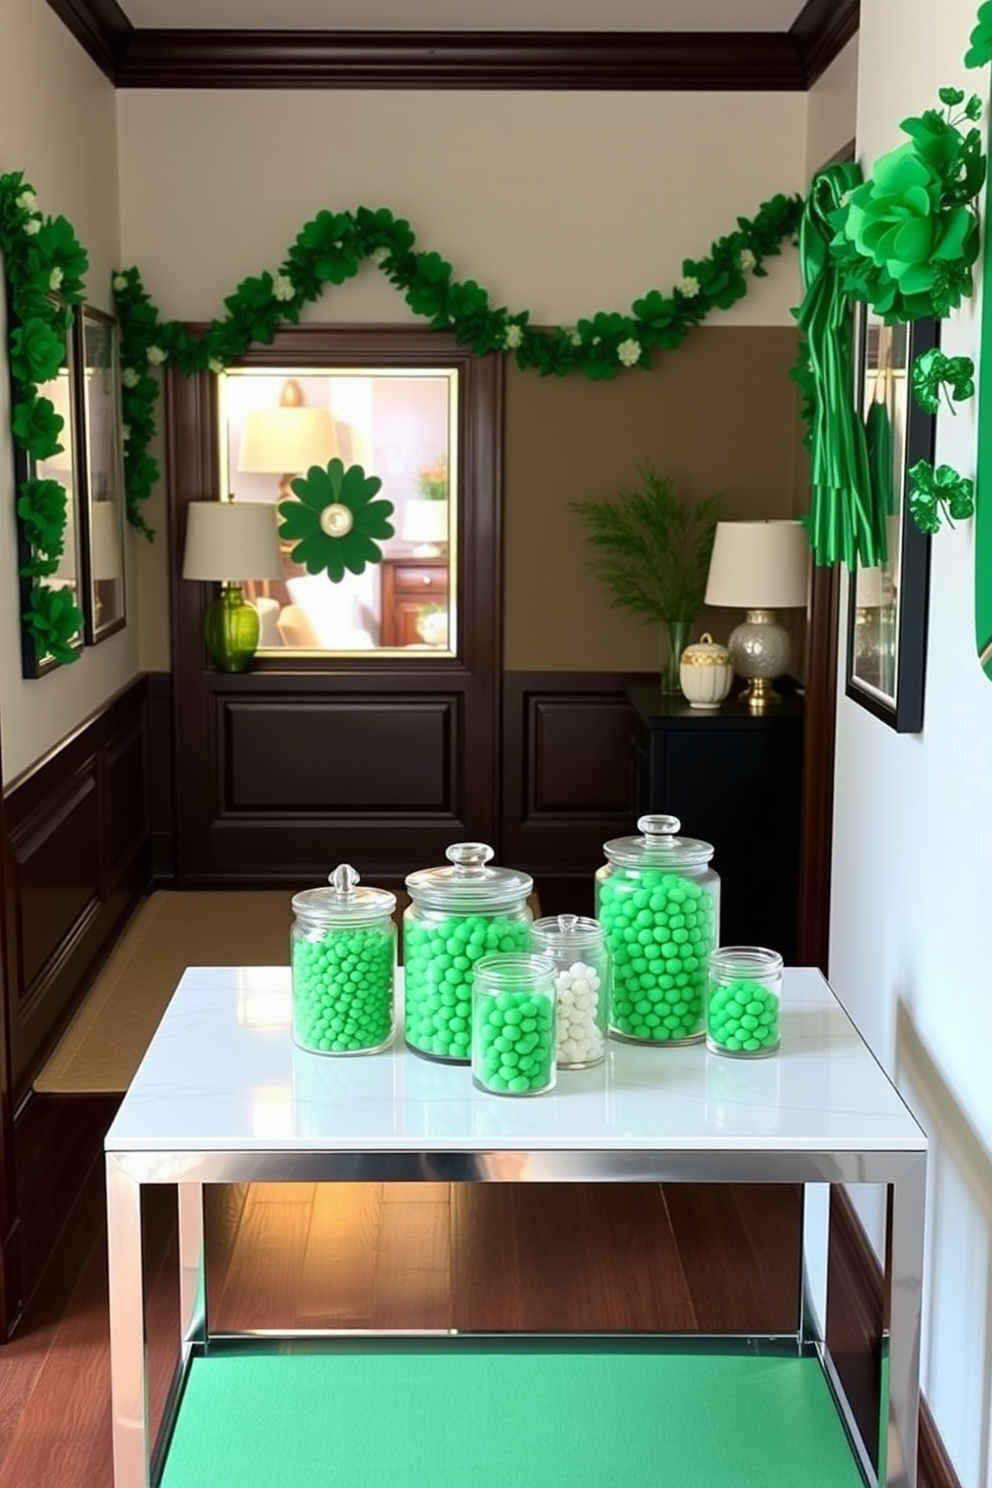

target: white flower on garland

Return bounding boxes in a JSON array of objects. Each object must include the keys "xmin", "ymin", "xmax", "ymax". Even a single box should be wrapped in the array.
[
  {"xmin": 369, "ymin": 246, "xmax": 390, "ymax": 266},
  {"xmin": 568, "ymin": 329, "xmax": 583, "ymax": 347},
  {"xmin": 503, "ymin": 323, "xmax": 524, "ymax": 350},
  {"xmin": 208, "ymin": 357, "xmax": 224, "ymax": 374},
  {"xmin": 147, "ymin": 345, "xmax": 167, "ymax": 365},
  {"xmin": 16, "ymin": 190, "xmax": 37, "ymax": 212},
  {"xmin": 49, "ymin": 267, "xmax": 63, "ymax": 291},
  {"xmin": 617, "ymin": 338, "xmax": 642, "ymax": 367},
  {"xmin": 272, "ymin": 273, "xmax": 296, "ymax": 302},
  {"xmin": 23, "ymin": 218, "xmax": 40, "ymax": 236},
  {"xmin": 113, "ymin": 273, "xmax": 129, "ymax": 292},
  {"xmin": 739, "ymin": 248, "xmax": 757, "ymax": 273},
  {"xmin": 122, "ymin": 425, "xmax": 131, "ymax": 443},
  {"xmin": 122, "ymin": 368, "xmax": 140, "ymax": 388},
  {"xmin": 676, "ymin": 275, "xmax": 700, "ymax": 298}
]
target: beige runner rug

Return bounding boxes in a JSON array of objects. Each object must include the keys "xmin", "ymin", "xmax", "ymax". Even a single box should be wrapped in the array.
[{"xmin": 33, "ymin": 890, "xmax": 294, "ymax": 1095}]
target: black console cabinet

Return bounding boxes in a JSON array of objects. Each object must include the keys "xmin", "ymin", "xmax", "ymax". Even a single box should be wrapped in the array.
[{"xmin": 628, "ymin": 686, "xmax": 804, "ymax": 965}]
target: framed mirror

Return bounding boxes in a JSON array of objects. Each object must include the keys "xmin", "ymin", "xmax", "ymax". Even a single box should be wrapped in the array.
[
  {"xmin": 218, "ymin": 365, "xmax": 458, "ymax": 656},
  {"xmin": 845, "ymin": 309, "xmax": 936, "ymax": 733},
  {"xmin": 79, "ymin": 305, "xmax": 126, "ymax": 644}
]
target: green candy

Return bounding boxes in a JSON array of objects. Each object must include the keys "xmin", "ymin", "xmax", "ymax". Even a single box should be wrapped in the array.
[
  {"xmin": 292, "ymin": 925, "xmax": 395, "ymax": 1054},
  {"xmin": 404, "ymin": 913, "xmax": 532, "ymax": 1061},
  {"xmin": 706, "ymin": 977, "xmax": 780, "ymax": 1054},
  {"xmin": 598, "ymin": 870, "xmax": 715, "ymax": 1044},
  {"xmin": 473, "ymin": 988, "xmax": 554, "ymax": 1094}
]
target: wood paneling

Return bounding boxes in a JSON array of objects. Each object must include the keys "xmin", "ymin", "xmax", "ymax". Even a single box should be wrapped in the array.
[
  {"xmin": 43, "ymin": 0, "xmax": 857, "ymax": 89},
  {"xmin": 2, "ymin": 678, "xmax": 151, "ymax": 1097},
  {"xmin": 168, "ymin": 329, "xmax": 501, "ymax": 887}
]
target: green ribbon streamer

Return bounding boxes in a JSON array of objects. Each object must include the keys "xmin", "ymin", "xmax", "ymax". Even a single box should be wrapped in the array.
[{"xmin": 794, "ymin": 163, "xmax": 886, "ymax": 569}]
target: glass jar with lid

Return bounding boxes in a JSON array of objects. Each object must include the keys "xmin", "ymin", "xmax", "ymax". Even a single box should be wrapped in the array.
[
  {"xmin": 291, "ymin": 864, "xmax": 397, "ymax": 1055},
  {"xmin": 530, "ymin": 914, "xmax": 609, "ymax": 1069},
  {"xmin": 596, "ymin": 813, "xmax": 720, "ymax": 1045},
  {"xmin": 404, "ymin": 842, "xmax": 534, "ymax": 1062},
  {"xmin": 472, "ymin": 953, "xmax": 557, "ymax": 1096},
  {"xmin": 706, "ymin": 945, "xmax": 782, "ymax": 1057}
]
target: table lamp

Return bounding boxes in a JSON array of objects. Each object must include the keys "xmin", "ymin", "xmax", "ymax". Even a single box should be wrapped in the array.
[
  {"xmin": 238, "ymin": 379, "xmax": 338, "ymax": 504},
  {"xmin": 182, "ymin": 501, "xmax": 284, "ymax": 673},
  {"xmin": 402, "ymin": 499, "xmax": 449, "ymax": 557},
  {"xmin": 704, "ymin": 519, "xmax": 810, "ymax": 710}
]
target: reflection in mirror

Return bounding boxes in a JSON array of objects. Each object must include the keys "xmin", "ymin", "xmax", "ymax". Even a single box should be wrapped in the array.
[
  {"xmin": 80, "ymin": 306, "xmax": 126, "ymax": 643},
  {"xmin": 852, "ymin": 316, "xmax": 908, "ymax": 701},
  {"xmin": 218, "ymin": 368, "xmax": 458, "ymax": 656}
]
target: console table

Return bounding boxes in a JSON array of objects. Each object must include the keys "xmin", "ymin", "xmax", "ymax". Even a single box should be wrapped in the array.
[{"xmin": 106, "ymin": 966, "xmax": 925, "ymax": 1488}]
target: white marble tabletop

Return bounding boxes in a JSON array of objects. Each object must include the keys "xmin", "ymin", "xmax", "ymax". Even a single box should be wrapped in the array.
[{"xmin": 104, "ymin": 967, "xmax": 925, "ymax": 1156}]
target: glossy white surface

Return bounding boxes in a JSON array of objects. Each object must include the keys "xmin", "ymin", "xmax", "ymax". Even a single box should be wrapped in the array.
[{"xmin": 106, "ymin": 966, "xmax": 925, "ymax": 1154}]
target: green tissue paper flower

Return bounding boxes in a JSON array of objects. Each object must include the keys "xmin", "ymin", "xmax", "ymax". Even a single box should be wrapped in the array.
[
  {"xmin": 907, "ymin": 459, "xmax": 975, "ymax": 534},
  {"xmin": 16, "ymin": 477, "xmax": 67, "ymax": 559},
  {"xmin": 911, "ymin": 347, "xmax": 975, "ymax": 414},
  {"xmin": 965, "ymin": 0, "xmax": 992, "ymax": 68},
  {"xmin": 23, "ymin": 583, "xmax": 83, "ymax": 665},
  {"xmin": 9, "ymin": 318, "xmax": 66, "ymax": 385},
  {"xmin": 278, "ymin": 458, "xmax": 394, "ymax": 581},
  {"xmin": 12, "ymin": 396, "xmax": 64, "ymax": 461}
]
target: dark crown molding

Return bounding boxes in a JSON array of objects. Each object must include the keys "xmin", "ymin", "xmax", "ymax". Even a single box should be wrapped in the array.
[{"xmin": 46, "ymin": 0, "xmax": 858, "ymax": 90}]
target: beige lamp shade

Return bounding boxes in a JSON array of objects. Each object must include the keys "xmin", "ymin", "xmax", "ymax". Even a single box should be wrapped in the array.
[
  {"xmin": 704, "ymin": 520, "xmax": 810, "ymax": 610},
  {"xmin": 182, "ymin": 501, "xmax": 284, "ymax": 583},
  {"xmin": 238, "ymin": 406, "xmax": 338, "ymax": 475},
  {"xmin": 402, "ymin": 499, "xmax": 449, "ymax": 546}
]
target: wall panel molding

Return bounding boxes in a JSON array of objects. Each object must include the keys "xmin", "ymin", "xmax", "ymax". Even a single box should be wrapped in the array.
[{"xmin": 45, "ymin": 0, "xmax": 857, "ymax": 89}]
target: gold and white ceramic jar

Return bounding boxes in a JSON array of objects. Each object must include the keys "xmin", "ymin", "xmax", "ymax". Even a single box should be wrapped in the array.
[{"xmin": 679, "ymin": 633, "xmax": 734, "ymax": 709}]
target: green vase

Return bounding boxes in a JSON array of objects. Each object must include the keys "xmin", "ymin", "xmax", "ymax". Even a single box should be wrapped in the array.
[
  {"xmin": 660, "ymin": 618, "xmax": 690, "ymax": 694},
  {"xmin": 203, "ymin": 583, "xmax": 260, "ymax": 673}
]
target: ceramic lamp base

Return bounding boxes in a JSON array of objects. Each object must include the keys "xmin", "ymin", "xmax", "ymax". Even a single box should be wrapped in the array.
[{"xmin": 203, "ymin": 583, "xmax": 260, "ymax": 673}]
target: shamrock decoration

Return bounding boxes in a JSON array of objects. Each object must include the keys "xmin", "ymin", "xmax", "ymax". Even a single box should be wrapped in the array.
[
  {"xmin": 965, "ymin": 1, "xmax": 992, "ymax": 68},
  {"xmin": 911, "ymin": 348, "xmax": 975, "ymax": 414},
  {"xmin": 907, "ymin": 459, "xmax": 975, "ymax": 535},
  {"xmin": 278, "ymin": 459, "xmax": 394, "ymax": 581}
]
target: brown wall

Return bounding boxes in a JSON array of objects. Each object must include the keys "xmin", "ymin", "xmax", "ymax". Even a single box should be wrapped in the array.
[{"xmin": 503, "ymin": 325, "xmax": 807, "ymax": 671}]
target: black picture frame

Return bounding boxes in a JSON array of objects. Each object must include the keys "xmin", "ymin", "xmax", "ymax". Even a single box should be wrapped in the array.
[
  {"xmin": 10, "ymin": 296, "xmax": 86, "ymax": 678},
  {"xmin": 845, "ymin": 308, "xmax": 936, "ymax": 734},
  {"xmin": 78, "ymin": 304, "xmax": 127, "ymax": 645}
]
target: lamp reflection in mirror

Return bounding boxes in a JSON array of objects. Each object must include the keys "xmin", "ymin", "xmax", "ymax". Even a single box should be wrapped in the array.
[
  {"xmin": 238, "ymin": 378, "xmax": 338, "ymax": 504},
  {"xmin": 402, "ymin": 498, "xmax": 448, "ymax": 557},
  {"xmin": 182, "ymin": 501, "xmax": 284, "ymax": 673},
  {"xmin": 704, "ymin": 519, "xmax": 810, "ymax": 711}
]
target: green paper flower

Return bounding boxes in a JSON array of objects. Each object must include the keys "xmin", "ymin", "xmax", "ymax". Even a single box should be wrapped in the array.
[
  {"xmin": 844, "ymin": 142, "xmax": 977, "ymax": 299},
  {"xmin": 17, "ymin": 477, "xmax": 68, "ymax": 559},
  {"xmin": 11, "ymin": 395, "xmax": 64, "ymax": 460},
  {"xmin": 911, "ymin": 348, "xmax": 975, "ymax": 414},
  {"xmin": 23, "ymin": 583, "xmax": 83, "ymax": 665},
  {"xmin": 9, "ymin": 318, "xmax": 65, "ymax": 385},
  {"xmin": 278, "ymin": 459, "xmax": 394, "ymax": 581},
  {"xmin": 907, "ymin": 459, "xmax": 975, "ymax": 534},
  {"xmin": 965, "ymin": 0, "xmax": 992, "ymax": 68}
]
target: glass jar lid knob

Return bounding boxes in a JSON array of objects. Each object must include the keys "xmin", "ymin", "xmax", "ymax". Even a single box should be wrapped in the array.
[
  {"xmin": 638, "ymin": 814, "xmax": 681, "ymax": 845},
  {"xmin": 328, "ymin": 863, "xmax": 360, "ymax": 899},
  {"xmin": 557, "ymin": 913, "xmax": 578, "ymax": 935},
  {"xmin": 446, "ymin": 842, "xmax": 495, "ymax": 877}
]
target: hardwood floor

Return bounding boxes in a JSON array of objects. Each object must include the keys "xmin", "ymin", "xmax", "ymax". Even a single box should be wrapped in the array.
[{"xmin": 0, "ymin": 1092, "xmax": 923, "ymax": 1488}]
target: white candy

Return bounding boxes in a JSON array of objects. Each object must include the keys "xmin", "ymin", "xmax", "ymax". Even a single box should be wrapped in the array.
[{"xmin": 554, "ymin": 959, "xmax": 605, "ymax": 1065}]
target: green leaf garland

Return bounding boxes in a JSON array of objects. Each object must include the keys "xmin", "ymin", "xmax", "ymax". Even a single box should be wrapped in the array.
[
  {"xmin": 109, "ymin": 191, "xmax": 804, "ymax": 536},
  {"xmin": 0, "ymin": 171, "xmax": 86, "ymax": 663}
]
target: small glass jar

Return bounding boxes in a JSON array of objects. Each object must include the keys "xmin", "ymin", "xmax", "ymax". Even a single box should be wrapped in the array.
[
  {"xmin": 291, "ymin": 864, "xmax": 396, "ymax": 1055},
  {"xmin": 403, "ymin": 843, "xmax": 534, "ymax": 1063},
  {"xmin": 530, "ymin": 914, "xmax": 609, "ymax": 1069},
  {"xmin": 596, "ymin": 814, "xmax": 720, "ymax": 1046},
  {"xmin": 706, "ymin": 945, "xmax": 782, "ymax": 1057},
  {"xmin": 471, "ymin": 953, "xmax": 557, "ymax": 1096}
]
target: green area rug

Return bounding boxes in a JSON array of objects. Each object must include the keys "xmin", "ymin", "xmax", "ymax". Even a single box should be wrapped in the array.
[{"xmin": 160, "ymin": 1340, "xmax": 865, "ymax": 1488}]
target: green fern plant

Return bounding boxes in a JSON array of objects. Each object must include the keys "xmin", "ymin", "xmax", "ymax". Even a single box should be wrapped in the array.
[{"xmin": 571, "ymin": 463, "xmax": 723, "ymax": 624}]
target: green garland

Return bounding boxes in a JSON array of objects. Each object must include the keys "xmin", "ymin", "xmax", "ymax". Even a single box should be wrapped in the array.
[
  {"xmin": 0, "ymin": 171, "xmax": 88, "ymax": 663},
  {"xmin": 110, "ymin": 191, "xmax": 803, "ymax": 538}
]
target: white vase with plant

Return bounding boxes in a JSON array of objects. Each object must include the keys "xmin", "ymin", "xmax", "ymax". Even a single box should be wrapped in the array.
[{"xmin": 571, "ymin": 463, "xmax": 723, "ymax": 692}]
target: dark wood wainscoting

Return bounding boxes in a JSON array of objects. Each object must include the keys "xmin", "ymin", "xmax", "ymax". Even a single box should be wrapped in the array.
[
  {"xmin": 2, "ymin": 677, "xmax": 151, "ymax": 1099},
  {"xmin": 502, "ymin": 671, "xmax": 654, "ymax": 915}
]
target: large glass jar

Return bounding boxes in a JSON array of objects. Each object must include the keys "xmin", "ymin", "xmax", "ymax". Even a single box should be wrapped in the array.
[
  {"xmin": 291, "ymin": 864, "xmax": 397, "ymax": 1055},
  {"xmin": 706, "ymin": 945, "xmax": 782, "ymax": 1057},
  {"xmin": 471, "ymin": 953, "xmax": 557, "ymax": 1096},
  {"xmin": 596, "ymin": 813, "xmax": 720, "ymax": 1046},
  {"xmin": 404, "ymin": 842, "xmax": 534, "ymax": 1062},
  {"xmin": 530, "ymin": 914, "xmax": 609, "ymax": 1069}
]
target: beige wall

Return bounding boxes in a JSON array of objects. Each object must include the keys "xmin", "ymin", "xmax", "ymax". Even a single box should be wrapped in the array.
[
  {"xmin": 805, "ymin": 34, "xmax": 859, "ymax": 176},
  {"xmin": 0, "ymin": 0, "xmax": 138, "ymax": 784},
  {"xmin": 117, "ymin": 88, "xmax": 808, "ymax": 673}
]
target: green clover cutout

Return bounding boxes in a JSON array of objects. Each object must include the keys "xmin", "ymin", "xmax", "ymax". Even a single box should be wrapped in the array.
[
  {"xmin": 907, "ymin": 459, "xmax": 975, "ymax": 535},
  {"xmin": 278, "ymin": 458, "xmax": 394, "ymax": 581},
  {"xmin": 911, "ymin": 348, "xmax": 976, "ymax": 415},
  {"xmin": 965, "ymin": 0, "xmax": 992, "ymax": 68}
]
